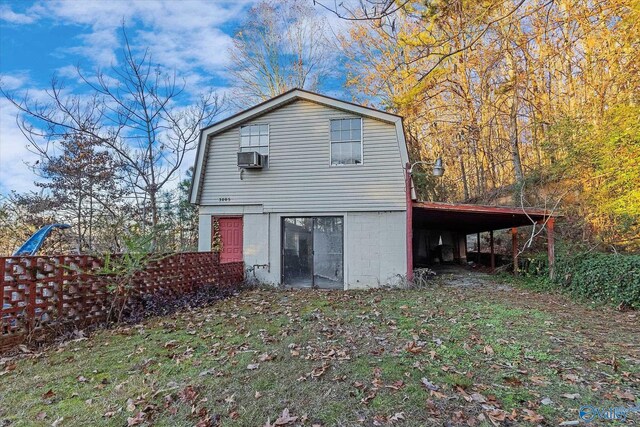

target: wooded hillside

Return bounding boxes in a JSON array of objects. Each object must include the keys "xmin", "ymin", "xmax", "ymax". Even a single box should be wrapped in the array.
[{"xmin": 339, "ymin": 0, "xmax": 639, "ymax": 251}]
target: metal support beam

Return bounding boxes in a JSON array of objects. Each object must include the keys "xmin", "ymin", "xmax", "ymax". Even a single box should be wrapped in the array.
[
  {"xmin": 511, "ymin": 227, "xmax": 518, "ymax": 275},
  {"xmin": 490, "ymin": 230, "xmax": 495, "ymax": 272},
  {"xmin": 463, "ymin": 235, "xmax": 468, "ymax": 262},
  {"xmin": 547, "ymin": 218, "xmax": 555, "ymax": 280},
  {"xmin": 476, "ymin": 232, "xmax": 481, "ymax": 264}
]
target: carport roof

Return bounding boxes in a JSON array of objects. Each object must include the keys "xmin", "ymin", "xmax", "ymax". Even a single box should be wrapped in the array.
[{"xmin": 412, "ymin": 201, "xmax": 559, "ymax": 234}]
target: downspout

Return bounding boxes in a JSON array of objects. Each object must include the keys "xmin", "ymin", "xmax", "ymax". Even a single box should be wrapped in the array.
[{"xmin": 405, "ymin": 162, "xmax": 414, "ymax": 282}]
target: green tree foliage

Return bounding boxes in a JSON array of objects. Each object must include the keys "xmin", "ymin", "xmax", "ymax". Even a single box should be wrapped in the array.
[
  {"xmin": 34, "ymin": 132, "xmax": 122, "ymax": 252},
  {"xmin": 548, "ymin": 106, "xmax": 640, "ymax": 250},
  {"xmin": 156, "ymin": 167, "xmax": 198, "ymax": 252}
]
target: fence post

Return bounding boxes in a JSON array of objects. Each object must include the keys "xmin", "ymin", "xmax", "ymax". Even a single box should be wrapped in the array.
[
  {"xmin": 57, "ymin": 256, "xmax": 64, "ymax": 323},
  {"xmin": 27, "ymin": 259, "xmax": 36, "ymax": 333},
  {"xmin": 489, "ymin": 230, "xmax": 495, "ymax": 272},
  {"xmin": 0, "ymin": 258, "xmax": 5, "ymax": 325}
]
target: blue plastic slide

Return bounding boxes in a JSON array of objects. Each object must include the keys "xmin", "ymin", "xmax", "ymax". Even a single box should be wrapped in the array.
[{"xmin": 12, "ymin": 224, "xmax": 71, "ymax": 256}]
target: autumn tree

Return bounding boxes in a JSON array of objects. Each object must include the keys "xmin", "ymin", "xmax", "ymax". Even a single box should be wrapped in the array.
[
  {"xmin": 339, "ymin": 0, "xmax": 639, "ymax": 250},
  {"xmin": 341, "ymin": 1, "xmax": 518, "ymax": 199},
  {"xmin": 228, "ymin": 0, "xmax": 334, "ymax": 105},
  {"xmin": 31, "ymin": 132, "xmax": 122, "ymax": 252}
]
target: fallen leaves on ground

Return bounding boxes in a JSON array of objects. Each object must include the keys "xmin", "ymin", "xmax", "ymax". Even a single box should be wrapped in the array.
[
  {"xmin": 264, "ymin": 408, "xmax": 298, "ymax": 426},
  {"xmin": 613, "ymin": 389, "xmax": 636, "ymax": 401},
  {"xmin": 421, "ymin": 377, "xmax": 439, "ymax": 391},
  {"xmin": 1, "ymin": 285, "xmax": 638, "ymax": 426},
  {"xmin": 522, "ymin": 409, "xmax": 545, "ymax": 423}
]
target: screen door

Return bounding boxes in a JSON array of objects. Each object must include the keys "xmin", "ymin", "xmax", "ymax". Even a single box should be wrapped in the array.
[{"xmin": 282, "ymin": 217, "xmax": 343, "ymax": 289}]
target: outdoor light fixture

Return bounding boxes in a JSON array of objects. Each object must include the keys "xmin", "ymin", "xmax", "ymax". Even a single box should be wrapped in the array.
[
  {"xmin": 432, "ymin": 157, "xmax": 445, "ymax": 177},
  {"xmin": 408, "ymin": 157, "xmax": 445, "ymax": 177}
]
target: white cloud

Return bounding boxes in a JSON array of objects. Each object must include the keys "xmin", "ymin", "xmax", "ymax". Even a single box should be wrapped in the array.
[
  {"xmin": 0, "ymin": 4, "xmax": 38, "ymax": 24},
  {"xmin": 37, "ymin": 0, "xmax": 252, "ymax": 73},
  {"xmin": 0, "ymin": 73, "xmax": 89, "ymax": 195},
  {"xmin": 39, "ymin": 1, "xmax": 136, "ymax": 27},
  {"xmin": 54, "ymin": 65, "xmax": 78, "ymax": 80},
  {"xmin": 136, "ymin": 26, "xmax": 233, "ymax": 73},
  {"xmin": 67, "ymin": 28, "xmax": 120, "ymax": 67},
  {"xmin": 0, "ymin": 98, "xmax": 41, "ymax": 194},
  {"xmin": 0, "ymin": 72, "xmax": 30, "ymax": 90}
]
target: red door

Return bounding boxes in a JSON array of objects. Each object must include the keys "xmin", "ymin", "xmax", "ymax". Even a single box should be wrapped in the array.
[{"xmin": 216, "ymin": 217, "xmax": 243, "ymax": 263}]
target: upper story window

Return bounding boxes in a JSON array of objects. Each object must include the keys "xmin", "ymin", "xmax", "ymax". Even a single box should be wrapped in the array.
[
  {"xmin": 240, "ymin": 124, "xmax": 269, "ymax": 156},
  {"xmin": 330, "ymin": 118, "xmax": 362, "ymax": 165}
]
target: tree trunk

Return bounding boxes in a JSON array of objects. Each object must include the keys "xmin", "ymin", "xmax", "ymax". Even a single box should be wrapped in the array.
[
  {"xmin": 149, "ymin": 189, "xmax": 158, "ymax": 251},
  {"xmin": 77, "ymin": 196, "xmax": 83, "ymax": 254},
  {"xmin": 510, "ymin": 93, "xmax": 525, "ymax": 184},
  {"xmin": 459, "ymin": 157, "xmax": 470, "ymax": 201},
  {"xmin": 88, "ymin": 185, "xmax": 93, "ymax": 251}
]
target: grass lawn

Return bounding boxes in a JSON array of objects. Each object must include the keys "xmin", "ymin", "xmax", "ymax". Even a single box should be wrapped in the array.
[{"xmin": 1, "ymin": 278, "xmax": 638, "ymax": 426}]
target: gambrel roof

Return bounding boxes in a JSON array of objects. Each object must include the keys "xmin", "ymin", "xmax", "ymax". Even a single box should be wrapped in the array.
[{"xmin": 189, "ymin": 88, "xmax": 410, "ymax": 204}]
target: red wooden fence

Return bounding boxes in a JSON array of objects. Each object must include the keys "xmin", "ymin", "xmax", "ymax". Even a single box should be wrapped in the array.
[{"xmin": 1, "ymin": 252, "xmax": 243, "ymax": 352}]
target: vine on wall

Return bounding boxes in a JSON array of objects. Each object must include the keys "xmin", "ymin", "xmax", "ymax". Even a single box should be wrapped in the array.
[{"xmin": 211, "ymin": 217, "xmax": 223, "ymax": 253}]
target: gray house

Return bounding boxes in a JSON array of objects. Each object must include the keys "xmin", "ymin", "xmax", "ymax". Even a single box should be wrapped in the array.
[
  {"xmin": 190, "ymin": 89, "xmax": 410, "ymax": 289},
  {"xmin": 190, "ymin": 89, "xmax": 560, "ymax": 287}
]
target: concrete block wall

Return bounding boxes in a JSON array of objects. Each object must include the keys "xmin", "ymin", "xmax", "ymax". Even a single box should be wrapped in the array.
[
  {"xmin": 198, "ymin": 208, "xmax": 407, "ymax": 289},
  {"xmin": 345, "ymin": 211, "xmax": 406, "ymax": 289},
  {"xmin": 198, "ymin": 214, "xmax": 212, "ymax": 252}
]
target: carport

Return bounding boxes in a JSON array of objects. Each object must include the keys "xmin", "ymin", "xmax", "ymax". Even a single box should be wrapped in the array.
[{"xmin": 407, "ymin": 201, "xmax": 558, "ymax": 280}]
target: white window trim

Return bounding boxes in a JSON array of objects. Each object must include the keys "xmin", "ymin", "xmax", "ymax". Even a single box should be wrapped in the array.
[
  {"xmin": 329, "ymin": 117, "xmax": 363, "ymax": 167},
  {"xmin": 239, "ymin": 123, "xmax": 270, "ymax": 157}
]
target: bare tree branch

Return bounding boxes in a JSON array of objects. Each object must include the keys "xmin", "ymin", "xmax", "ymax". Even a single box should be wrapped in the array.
[{"xmin": 1, "ymin": 25, "xmax": 225, "ymax": 245}]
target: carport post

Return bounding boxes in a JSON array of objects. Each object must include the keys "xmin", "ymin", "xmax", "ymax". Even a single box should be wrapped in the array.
[
  {"xmin": 476, "ymin": 233, "xmax": 481, "ymax": 264},
  {"xmin": 547, "ymin": 218, "xmax": 555, "ymax": 281},
  {"xmin": 489, "ymin": 230, "xmax": 495, "ymax": 272},
  {"xmin": 405, "ymin": 162, "xmax": 414, "ymax": 282},
  {"xmin": 511, "ymin": 227, "xmax": 518, "ymax": 275}
]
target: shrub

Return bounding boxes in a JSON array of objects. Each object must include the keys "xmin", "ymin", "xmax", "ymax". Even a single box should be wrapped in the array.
[
  {"xmin": 554, "ymin": 252, "xmax": 640, "ymax": 309},
  {"xmin": 520, "ymin": 252, "xmax": 549, "ymax": 277}
]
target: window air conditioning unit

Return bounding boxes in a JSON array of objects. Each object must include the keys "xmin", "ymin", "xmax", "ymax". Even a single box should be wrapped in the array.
[{"xmin": 237, "ymin": 151, "xmax": 265, "ymax": 169}]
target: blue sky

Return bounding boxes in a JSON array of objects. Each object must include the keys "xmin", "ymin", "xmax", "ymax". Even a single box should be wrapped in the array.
[{"xmin": 0, "ymin": 0, "xmax": 347, "ymax": 195}]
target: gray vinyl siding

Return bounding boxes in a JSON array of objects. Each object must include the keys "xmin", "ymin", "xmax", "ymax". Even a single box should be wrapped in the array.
[{"xmin": 199, "ymin": 100, "xmax": 406, "ymax": 212}]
